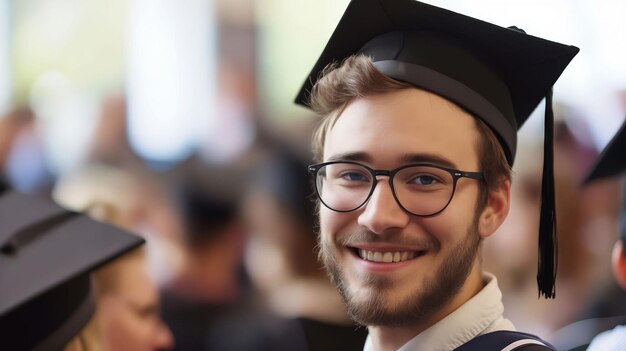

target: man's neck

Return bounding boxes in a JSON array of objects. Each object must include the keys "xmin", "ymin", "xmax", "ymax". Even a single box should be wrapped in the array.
[{"xmin": 367, "ymin": 268, "xmax": 485, "ymax": 351}]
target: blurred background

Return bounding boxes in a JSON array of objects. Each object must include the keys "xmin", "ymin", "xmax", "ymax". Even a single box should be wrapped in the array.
[
  {"xmin": 2, "ymin": 0, "xmax": 626, "ymax": 178},
  {"xmin": 2, "ymin": 0, "xmax": 626, "ymax": 350}
]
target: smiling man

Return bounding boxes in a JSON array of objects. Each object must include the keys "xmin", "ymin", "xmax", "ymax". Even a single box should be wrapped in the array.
[{"xmin": 295, "ymin": 0, "xmax": 578, "ymax": 350}]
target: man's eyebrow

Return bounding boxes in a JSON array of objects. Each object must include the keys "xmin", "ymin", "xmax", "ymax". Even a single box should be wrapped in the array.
[
  {"xmin": 325, "ymin": 152, "xmax": 459, "ymax": 169},
  {"xmin": 325, "ymin": 152, "xmax": 372, "ymax": 163},
  {"xmin": 399, "ymin": 153, "xmax": 458, "ymax": 169}
]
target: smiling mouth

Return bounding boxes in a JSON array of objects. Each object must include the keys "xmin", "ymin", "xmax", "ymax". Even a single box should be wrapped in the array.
[{"xmin": 351, "ymin": 248, "xmax": 426, "ymax": 263}]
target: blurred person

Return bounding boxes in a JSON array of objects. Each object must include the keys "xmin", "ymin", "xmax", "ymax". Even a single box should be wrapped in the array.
[
  {"xmin": 53, "ymin": 163, "xmax": 175, "ymax": 351},
  {"xmin": 87, "ymin": 92, "xmax": 144, "ymax": 168},
  {"xmin": 53, "ymin": 163, "xmax": 149, "ymax": 229},
  {"xmin": 295, "ymin": 0, "xmax": 577, "ymax": 350},
  {"xmin": 243, "ymin": 149, "xmax": 368, "ymax": 350},
  {"xmin": 483, "ymin": 120, "xmax": 618, "ymax": 338},
  {"xmin": 81, "ymin": 92, "xmax": 189, "ymax": 282},
  {"xmin": 552, "ymin": 119, "xmax": 626, "ymax": 351},
  {"xmin": 161, "ymin": 160, "xmax": 245, "ymax": 301},
  {"xmin": 0, "ymin": 106, "xmax": 33, "ymax": 169},
  {"xmin": 158, "ymin": 157, "xmax": 250, "ymax": 351},
  {"xmin": 0, "ymin": 190, "xmax": 144, "ymax": 351},
  {"xmin": 0, "ymin": 105, "xmax": 54, "ymax": 193},
  {"xmin": 93, "ymin": 244, "xmax": 174, "ymax": 351},
  {"xmin": 53, "ymin": 161, "xmax": 187, "ymax": 285}
]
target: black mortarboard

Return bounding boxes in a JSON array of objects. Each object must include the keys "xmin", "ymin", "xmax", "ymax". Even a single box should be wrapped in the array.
[
  {"xmin": 584, "ymin": 119, "xmax": 626, "ymax": 243},
  {"xmin": 0, "ymin": 191, "xmax": 144, "ymax": 350},
  {"xmin": 585, "ymin": 118, "xmax": 626, "ymax": 183},
  {"xmin": 295, "ymin": 0, "xmax": 579, "ymax": 298}
]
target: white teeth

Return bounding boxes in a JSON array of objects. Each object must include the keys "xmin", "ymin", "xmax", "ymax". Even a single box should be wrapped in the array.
[
  {"xmin": 358, "ymin": 249, "xmax": 419, "ymax": 263},
  {"xmin": 383, "ymin": 252, "xmax": 393, "ymax": 263}
]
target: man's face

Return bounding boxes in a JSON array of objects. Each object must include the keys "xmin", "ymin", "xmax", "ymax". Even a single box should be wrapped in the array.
[{"xmin": 318, "ymin": 88, "xmax": 484, "ymax": 327}]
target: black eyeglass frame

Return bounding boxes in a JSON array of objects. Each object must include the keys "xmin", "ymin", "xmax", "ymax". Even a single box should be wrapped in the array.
[{"xmin": 308, "ymin": 161, "xmax": 484, "ymax": 217}]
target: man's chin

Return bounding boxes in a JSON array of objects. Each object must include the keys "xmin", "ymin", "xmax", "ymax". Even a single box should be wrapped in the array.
[
  {"xmin": 338, "ymin": 267, "xmax": 465, "ymax": 327},
  {"xmin": 323, "ymin": 255, "xmax": 417, "ymax": 325},
  {"xmin": 343, "ymin": 287, "xmax": 418, "ymax": 327}
]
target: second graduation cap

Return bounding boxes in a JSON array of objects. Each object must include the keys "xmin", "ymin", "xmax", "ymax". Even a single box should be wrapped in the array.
[
  {"xmin": 584, "ymin": 119, "xmax": 626, "ymax": 243},
  {"xmin": 585, "ymin": 119, "xmax": 626, "ymax": 183},
  {"xmin": 296, "ymin": 0, "xmax": 579, "ymax": 298},
  {"xmin": 0, "ymin": 190, "xmax": 144, "ymax": 351}
]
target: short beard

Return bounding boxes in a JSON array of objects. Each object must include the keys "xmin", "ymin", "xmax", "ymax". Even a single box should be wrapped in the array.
[{"xmin": 318, "ymin": 216, "xmax": 482, "ymax": 327}]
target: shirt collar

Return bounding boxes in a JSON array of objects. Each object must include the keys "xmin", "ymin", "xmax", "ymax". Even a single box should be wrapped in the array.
[{"xmin": 363, "ymin": 273, "xmax": 515, "ymax": 351}]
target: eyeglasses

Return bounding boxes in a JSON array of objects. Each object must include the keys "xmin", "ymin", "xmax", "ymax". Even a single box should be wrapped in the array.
[{"xmin": 308, "ymin": 161, "xmax": 484, "ymax": 217}]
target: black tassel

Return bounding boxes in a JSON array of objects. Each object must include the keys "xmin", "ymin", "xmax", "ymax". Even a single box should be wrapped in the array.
[{"xmin": 537, "ymin": 88, "xmax": 558, "ymax": 299}]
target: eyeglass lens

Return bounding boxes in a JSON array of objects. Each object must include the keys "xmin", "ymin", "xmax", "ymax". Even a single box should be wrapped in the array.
[{"xmin": 316, "ymin": 163, "xmax": 455, "ymax": 215}]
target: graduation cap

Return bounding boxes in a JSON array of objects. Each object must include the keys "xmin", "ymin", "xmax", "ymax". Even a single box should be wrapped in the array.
[
  {"xmin": 585, "ymin": 118, "xmax": 626, "ymax": 183},
  {"xmin": 0, "ymin": 191, "xmax": 144, "ymax": 351},
  {"xmin": 584, "ymin": 119, "xmax": 626, "ymax": 243},
  {"xmin": 295, "ymin": 0, "xmax": 579, "ymax": 298}
]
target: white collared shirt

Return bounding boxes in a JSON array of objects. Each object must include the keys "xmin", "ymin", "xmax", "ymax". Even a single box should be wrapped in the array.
[
  {"xmin": 363, "ymin": 273, "xmax": 515, "ymax": 351},
  {"xmin": 587, "ymin": 324, "xmax": 626, "ymax": 351}
]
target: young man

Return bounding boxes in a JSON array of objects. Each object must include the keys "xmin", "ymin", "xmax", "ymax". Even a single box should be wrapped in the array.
[
  {"xmin": 296, "ymin": 0, "xmax": 578, "ymax": 350},
  {"xmin": 583, "ymin": 120, "xmax": 626, "ymax": 351}
]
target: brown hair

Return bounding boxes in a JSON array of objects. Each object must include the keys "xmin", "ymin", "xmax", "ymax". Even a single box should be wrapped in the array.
[{"xmin": 310, "ymin": 54, "xmax": 511, "ymax": 208}]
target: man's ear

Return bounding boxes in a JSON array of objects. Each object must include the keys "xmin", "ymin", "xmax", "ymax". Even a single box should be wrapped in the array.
[
  {"xmin": 478, "ymin": 179, "xmax": 511, "ymax": 238},
  {"xmin": 612, "ymin": 240, "xmax": 626, "ymax": 290}
]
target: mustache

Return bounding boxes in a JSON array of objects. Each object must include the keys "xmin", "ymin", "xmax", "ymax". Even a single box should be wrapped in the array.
[{"xmin": 335, "ymin": 229, "xmax": 439, "ymax": 251}]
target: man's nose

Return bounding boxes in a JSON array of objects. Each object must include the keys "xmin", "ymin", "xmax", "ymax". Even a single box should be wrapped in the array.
[{"xmin": 357, "ymin": 178, "xmax": 410, "ymax": 234}]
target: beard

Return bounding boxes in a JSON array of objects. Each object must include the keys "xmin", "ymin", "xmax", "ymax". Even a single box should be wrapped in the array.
[{"xmin": 318, "ymin": 216, "xmax": 482, "ymax": 327}]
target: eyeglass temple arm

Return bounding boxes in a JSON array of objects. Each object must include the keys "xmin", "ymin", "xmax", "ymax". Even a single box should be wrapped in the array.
[{"xmin": 456, "ymin": 171, "xmax": 484, "ymax": 180}]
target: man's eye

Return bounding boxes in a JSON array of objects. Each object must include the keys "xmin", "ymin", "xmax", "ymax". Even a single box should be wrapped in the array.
[
  {"xmin": 411, "ymin": 175, "xmax": 438, "ymax": 185},
  {"xmin": 341, "ymin": 172, "xmax": 369, "ymax": 182}
]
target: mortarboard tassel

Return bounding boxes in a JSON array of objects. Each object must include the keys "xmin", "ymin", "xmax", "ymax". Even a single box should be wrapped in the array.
[{"xmin": 537, "ymin": 88, "xmax": 558, "ymax": 299}]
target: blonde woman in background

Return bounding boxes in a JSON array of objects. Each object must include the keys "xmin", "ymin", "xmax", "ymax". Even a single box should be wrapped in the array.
[
  {"xmin": 53, "ymin": 163, "xmax": 174, "ymax": 351},
  {"xmin": 0, "ymin": 190, "xmax": 144, "ymax": 351}
]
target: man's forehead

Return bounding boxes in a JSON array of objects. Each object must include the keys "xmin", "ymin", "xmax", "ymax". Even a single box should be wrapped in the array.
[
  {"xmin": 323, "ymin": 89, "xmax": 482, "ymax": 168},
  {"xmin": 333, "ymin": 89, "xmax": 475, "ymax": 128}
]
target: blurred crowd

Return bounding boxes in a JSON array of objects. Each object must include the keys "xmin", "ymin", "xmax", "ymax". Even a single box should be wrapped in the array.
[
  {"xmin": 1, "ymin": 75, "xmax": 625, "ymax": 351},
  {"xmin": 1, "ymin": 1, "xmax": 626, "ymax": 351},
  {"xmin": 0, "ymin": 86, "xmax": 370, "ymax": 350}
]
